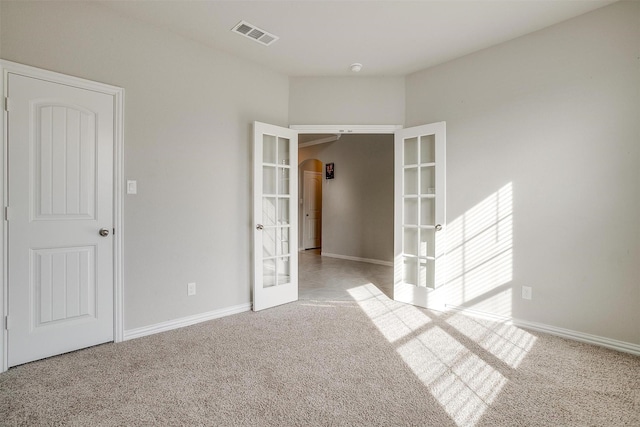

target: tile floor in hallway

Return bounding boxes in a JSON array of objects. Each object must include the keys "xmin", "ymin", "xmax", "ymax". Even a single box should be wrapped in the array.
[{"xmin": 298, "ymin": 249, "xmax": 393, "ymax": 301}]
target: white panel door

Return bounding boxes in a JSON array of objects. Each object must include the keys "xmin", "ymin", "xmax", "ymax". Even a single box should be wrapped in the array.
[
  {"xmin": 303, "ymin": 170, "xmax": 322, "ymax": 250},
  {"xmin": 7, "ymin": 73, "xmax": 114, "ymax": 367},
  {"xmin": 253, "ymin": 122, "xmax": 298, "ymax": 311},
  {"xmin": 394, "ymin": 122, "xmax": 446, "ymax": 308}
]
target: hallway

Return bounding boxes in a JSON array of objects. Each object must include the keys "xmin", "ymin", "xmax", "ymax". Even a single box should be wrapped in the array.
[{"xmin": 298, "ymin": 249, "xmax": 393, "ymax": 301}]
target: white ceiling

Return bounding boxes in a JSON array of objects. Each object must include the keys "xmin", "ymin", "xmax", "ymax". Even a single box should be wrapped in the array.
[{"xmin": 99, "ymin": 0, "xmax": 616, "ymax": 77}]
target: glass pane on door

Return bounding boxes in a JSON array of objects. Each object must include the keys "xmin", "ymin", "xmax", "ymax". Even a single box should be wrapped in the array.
[
  {"xmin": 420, "ymin": 135, "xmax": 435, "ymax": 163},
  {"xmin": 277, "ymin": 257, "xmax": 290, "ymax": 285},
  {"xmin": 263, "ymin": 135, "xmax": 276, "ymax": 164},
  {"xmin": 404, "ymin": 229, "xmax": 418, "ymax": 256},
  {"xmin": 263, "ymin": 197, "xmax": 276, "ymax": 226},
  {"xmin": 404, "ymin": 199, "xmax": 418, "ymax": 226},
  {"xmin": 404, "ymin": 168, "xmax": 418, "ymax": 195},
  {"xmin": 278, "ymin": 168, "xmax": 290, "ymax": 195},
  {"xmin": 263, "ymin": 166, "xmax": 276, "ymax": 194},
  {"xmin": 420, "ymin": 167, "xmax": 435, "ymax": 194},
  {"xmin": 404, "ymin": 137, "xmax": 418, "ymax": 165},
  {"xmin": 263, "ymin": 228, "xmax": 276, "ymax": 257},
  {"xmin": 278, "ymin": 227, "xmax": 290, "ymax": 255},
  {"xmin": 421, "ymin": 198, "xmax": 435, "ymax": 225},
  {"xmin": 263, "ymin": 259, "xmax": 276, "ymax": 288},
  {"xmin": 277, "ymin": 137, "xmax": 290, "ymax": 165}
]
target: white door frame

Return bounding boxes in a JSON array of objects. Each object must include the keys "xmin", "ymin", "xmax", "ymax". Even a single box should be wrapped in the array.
[
  {"xmin": 290, "ymin": 125, "xmax": 402, "ymax": 135},
  {"xmin": 0, "ymin": 60, "xmax": 125, "ymax": 373}
]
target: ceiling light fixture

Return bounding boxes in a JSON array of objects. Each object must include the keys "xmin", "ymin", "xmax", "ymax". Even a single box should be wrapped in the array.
[{"xmin": 350, "ymin": 63, "xmax": 363, "ymax": 73}]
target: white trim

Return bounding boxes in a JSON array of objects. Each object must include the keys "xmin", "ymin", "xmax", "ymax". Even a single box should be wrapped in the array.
[
  {"xmin": 123, "ymin": 303, "xmax": 252, "ymax": 341},
  {"xmin": 1, "ymin": 62, "xmax": 7, "ymax": 373},
  {"xmin": 321, "ymin": 252, "xmax": 393, "ymax": 267},
  {"xmin": 446, "ymin": 305, "xmax": 640, "ymax": 356},
  {"xmin": 0, "ymin": 60, "xmax": 125, "ymax": 372},
  {"xmin": 290, "ymin": 124, "xmax": 402, "ymax": 134}
]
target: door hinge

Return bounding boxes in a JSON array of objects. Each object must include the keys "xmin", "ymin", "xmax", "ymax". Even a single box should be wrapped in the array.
[
  {"xmin": 4, "ymin": 315, "xmax": 9, "ymax": 330},
  {"xmin": 4, "ymin": 97, "xmax": 10, "ymax": 112},
  {"xmin": 4, "ymin": 207, "xmax": 8, "ymax": 221}
]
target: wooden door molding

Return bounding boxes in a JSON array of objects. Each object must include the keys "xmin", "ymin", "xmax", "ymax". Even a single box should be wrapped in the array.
[{"xmin": 0, "ymin": 60, "xmax": 125, "ymax": 372}]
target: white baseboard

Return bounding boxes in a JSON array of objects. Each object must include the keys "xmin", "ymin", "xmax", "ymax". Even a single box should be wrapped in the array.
[
  {"xmin": 123, "ymin": 303, "xmax": 252, "ymax": 341},
  {"xmin": 446, "ymin": 305, "xmax": 640, "ymax": 356},
  {"xmin": 321, "ymin": 252, "xmax": 393, "ymax": 267}
]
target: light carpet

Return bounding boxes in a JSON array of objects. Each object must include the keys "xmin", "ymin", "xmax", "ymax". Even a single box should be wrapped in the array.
[{"xmin": 1, "ymin": 287, "xmax": 639, "ymax": 426}]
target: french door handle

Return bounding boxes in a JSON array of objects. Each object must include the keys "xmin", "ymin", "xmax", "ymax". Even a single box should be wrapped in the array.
[
  {"xmin": 435, "ymin": 224, "xmax": 443, "ymax": 231},
  {"xmin": 256, "ymin": 224, "xmax": 264, "ymax": 230}
]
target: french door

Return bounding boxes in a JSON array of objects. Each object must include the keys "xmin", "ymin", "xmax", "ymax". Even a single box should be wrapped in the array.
[
  {"xmin": 253, "ymin": 122, "xmax": 298, "ymax": 311},
  {"xmin": 394, "ymin": 122, "xmax": 446, "ymax": 308}
]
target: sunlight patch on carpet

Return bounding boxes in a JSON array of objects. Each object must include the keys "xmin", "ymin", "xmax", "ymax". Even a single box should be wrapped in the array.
[
  {"xmin": 445, "ymin": 313, "xmax": 537, "ymax": 368},
  {"xmin": 348, "ymin": 283, "xmax": 538, "ymax": 426},
  {"xmin": 347, "ymin": 283, "xmax": 431, "ymax": 343}
]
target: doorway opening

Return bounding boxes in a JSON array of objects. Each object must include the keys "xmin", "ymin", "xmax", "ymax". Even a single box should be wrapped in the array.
[{"xmin": 296, "ymin": 132, "xmax": 395, "ymax": 300}]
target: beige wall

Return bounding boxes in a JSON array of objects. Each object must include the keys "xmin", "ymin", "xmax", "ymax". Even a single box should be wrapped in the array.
[
  {"xmin": 299, "ymin": 135, "xmax": 394, "ymax": 263},
  {"xmin": 289, "ymin": 77, "xmax": 405, "ymax": 125},
  {"xmin": 0, "ymin": 1, "xmax": 290, "ymax": 330},
  {"xmin": 406, "ymin": 1, "xmax": 640, "ymax": 344}
]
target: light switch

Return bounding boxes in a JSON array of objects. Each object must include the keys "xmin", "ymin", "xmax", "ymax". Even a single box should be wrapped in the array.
[{"xmin": 127, "ymin": 180, "xmax": 137, "ymax": 195}]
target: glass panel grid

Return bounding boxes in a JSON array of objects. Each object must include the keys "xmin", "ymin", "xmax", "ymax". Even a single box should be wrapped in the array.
[
  {"xmin": 401, "ymin": 131, "xmax": 439, "ymax": 289},
  {"xmin": 260, "ymin": 131, "xmax": 294, "ymax": 292}
]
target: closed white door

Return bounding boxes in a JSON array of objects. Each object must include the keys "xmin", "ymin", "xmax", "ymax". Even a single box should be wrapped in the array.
[
  {"xmin": 303, "ymin": 170, "xmax": 322, "ymax": 249},
  {"xmin": 7, "ymin": 73, "xmax": 114, "ymax": 367},
  {"xmin": 394, "ymin": 122, "xmax": 446, "ymax": 308},
  {"xmin": 253, "ymin": 122, "xmax": 298, "ymax": 311}
]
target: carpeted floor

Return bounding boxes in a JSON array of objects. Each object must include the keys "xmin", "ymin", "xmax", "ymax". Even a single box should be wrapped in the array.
[{"xmin": 1, "ymin": 279, "xmax": 639, "ymax": 426}]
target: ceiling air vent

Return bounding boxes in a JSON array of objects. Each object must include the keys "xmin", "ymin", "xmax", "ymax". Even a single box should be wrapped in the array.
[{"xmin": 232, "ymin": 21, "xmax": 279, "ymax": 46}]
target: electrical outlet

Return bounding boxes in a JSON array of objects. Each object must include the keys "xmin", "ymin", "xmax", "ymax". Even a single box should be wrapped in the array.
[
  {"xmin": 522, "ymin": 286, "xmax": 532, "ymax": 300},
  {"xmin": 187, "ymin": 282, "xmax": 196, "ymax": 296}
]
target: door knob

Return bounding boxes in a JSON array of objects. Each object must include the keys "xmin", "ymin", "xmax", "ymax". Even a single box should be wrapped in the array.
[
  {"xmin": 99, "ymin": 228, "xmax": 110, "ymax": 237},
  {"xmin": 256, "ymin": 224, "xmax": 264, "ymax": 230},
  {"xmin": 435, "ymin": 224, "xmax": 443, "ymax": 231}
]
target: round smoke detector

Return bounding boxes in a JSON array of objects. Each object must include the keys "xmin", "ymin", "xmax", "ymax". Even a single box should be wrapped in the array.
[{"xmin": 350, "ymin": 63, "xmax": 363, "ymax": 73}]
